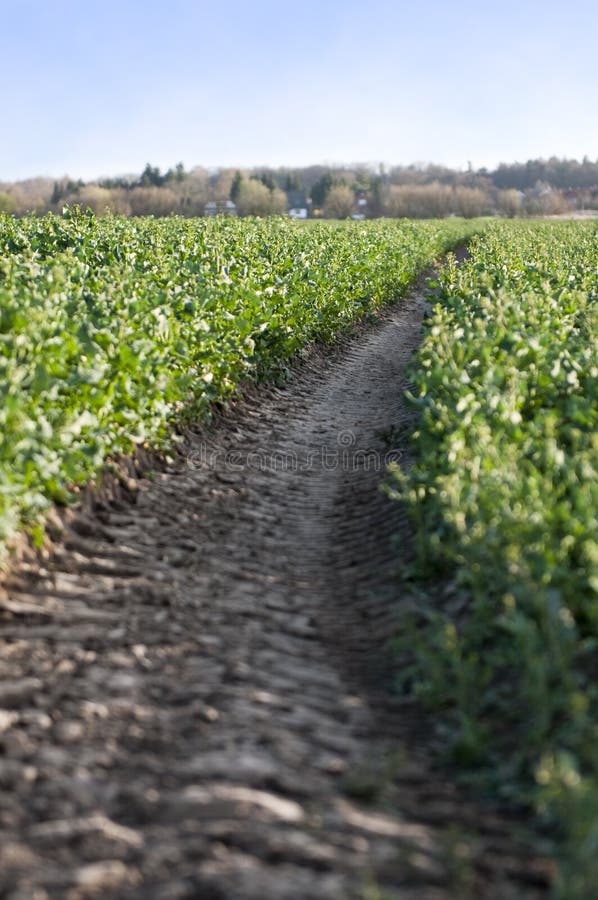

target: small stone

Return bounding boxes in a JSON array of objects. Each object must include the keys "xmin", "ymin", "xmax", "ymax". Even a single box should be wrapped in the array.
[
  {"xmin": 56, "ymin": 659, "xmax": 76, "ymax": 675},
  {"xmin": 19, "ymin": 710, "xmax": 52, "ymax": 730},
  {"xmin": 0, "ymin": 709, "xmax": 19, "ymax": 733},
  {"xmin": 80, "ymin": 702, "xmax": 109, "ymax": 720},
  {"xmin": 182, "ymin": 784, "xmax": 305, "ymax": 823},
  {"xmin": 0, "ymin": 679, "xmax": 43, "ymax": 709},
  {"xmin": 0, "ymin": 841, "xmax": 38, "ymax": 868},
  {"xmin": 55, "ymin": 720, "xmax": 86, "ymax": 743},
  {"xmin": 72, "ymin": 859, "xmax": 137, "ymax": 890}
]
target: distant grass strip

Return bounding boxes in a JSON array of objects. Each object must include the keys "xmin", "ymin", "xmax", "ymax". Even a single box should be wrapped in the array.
[
  {"xmin": 0, "ymin": 210, "xmax": 479, "ymax": 553},
  {"xmin": 389, "ymin": 221, "xmax": 598, "ymax": 898}
]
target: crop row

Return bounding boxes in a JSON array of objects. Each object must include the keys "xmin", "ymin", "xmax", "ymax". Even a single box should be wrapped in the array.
[
  {"xmin": 0, "ymin": 210, "xmax": 478, "ymax": 553},
  {"xmin": 390, "ymin": 221, "xmax": 598, "ymax": 897}
]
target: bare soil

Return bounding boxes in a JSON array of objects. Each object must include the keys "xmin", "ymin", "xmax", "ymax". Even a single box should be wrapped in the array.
[{"xmin": 0, "ymin": 290, "xmax": 552, "ymax": 899}]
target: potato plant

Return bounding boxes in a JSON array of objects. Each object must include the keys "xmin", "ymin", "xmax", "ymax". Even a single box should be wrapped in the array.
[
  {"xmin": 390, "ymin": 221, "xmax": 598, "ymax": 897},
  {"xmin": 0, "ymin": 209, "xmax": 477, "ymax": 551}
]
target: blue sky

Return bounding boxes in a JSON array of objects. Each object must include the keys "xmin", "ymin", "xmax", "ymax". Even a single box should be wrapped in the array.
[{"xmin": 2, "ymin": 0, "xmax": 597, "ymax": 180}]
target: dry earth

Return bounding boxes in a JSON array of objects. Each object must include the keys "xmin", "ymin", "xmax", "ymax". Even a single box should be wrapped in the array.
[{"xmin": 0, "ymin": 288, "xmax": 553, "ymax": 899}]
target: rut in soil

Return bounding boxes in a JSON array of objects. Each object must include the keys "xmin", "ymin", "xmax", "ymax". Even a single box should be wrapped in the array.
[{"xmin": 0, "ymin": 291, "xmax": 550, "ymax": 899}]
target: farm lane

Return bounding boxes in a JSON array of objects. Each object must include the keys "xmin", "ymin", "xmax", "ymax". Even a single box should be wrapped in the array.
[{"xmin": 0, "ymin": 292, "xmax": 549, "ymax": 899}]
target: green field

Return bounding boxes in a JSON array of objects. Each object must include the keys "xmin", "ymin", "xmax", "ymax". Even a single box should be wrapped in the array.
[
  {"xmin": 390, "ymin": 220, "xmax": 598, "ymax": 898},
  {"xmin": 0, "ymin": 211, "xmax": 477, "ymax": 552},
  {"xmin": 2, "ymin": 211, "xmax": 597, "ymax": 893}
]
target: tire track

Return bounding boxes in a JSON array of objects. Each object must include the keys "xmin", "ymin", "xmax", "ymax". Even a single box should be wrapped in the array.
[{"xmin": 0, "ymin": 291, "xmax": 551, "ymax": 899}]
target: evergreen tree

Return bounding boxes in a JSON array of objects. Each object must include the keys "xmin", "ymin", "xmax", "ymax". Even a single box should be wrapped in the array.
[
  {"xmin": 310, "ymin": 173, "xmax": 333, "ymax": 207},
  {"xmin": 230, "ymin": 170, "xmax": 243, "ymax": 203}
]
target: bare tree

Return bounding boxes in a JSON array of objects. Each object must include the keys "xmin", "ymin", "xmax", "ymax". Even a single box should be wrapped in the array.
[
  {"xmin": 236, "ymin": 180, "xmax": 273, "ymax": 216},
  {"xmin": 178, "ymin": 167, "xmax": 211, "ymax": 216},
  {"xmin": 524, "ymin": 183, "xmax": 572, "ymax": 216},
  {"xmin": 2, "ymin": 177, "xmax": 54, "ymax": 214},
  {"xmin": 384, "ymin": 183, "xmax": 453, "ymax": 218},
  {"xmin": 496, "ymin": 189, "xmax": 523, "ymax": 218},
  {"xmin": 211, "ymin": 168, "xmax": 237, "ymax": 201},
  {"xmin": 0, "ymin": 192, "xmax": 17, "ymax": 214},
  {"xmin": 65, "ymin": 185, "xmax": 131, "ymax": 215},
  {"xmin": 128, "ymin": 187, "xmax": 180, "ymax": 216},
  {"xmin": 270, "ymin": 187, "xmax": 288, "ymax": 215},
  {"xmin": 454, "ymin": 186, "xmax": 488, "ymax": 218},
  {"xmin": 323, "ymin": 185, "xmax": 354, "ymax": 219}
]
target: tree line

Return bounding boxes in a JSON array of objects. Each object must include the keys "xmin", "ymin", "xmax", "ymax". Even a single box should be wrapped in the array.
[{"xmin": 1, "ymin": 157, "xmax": 597, "ymax": 218}]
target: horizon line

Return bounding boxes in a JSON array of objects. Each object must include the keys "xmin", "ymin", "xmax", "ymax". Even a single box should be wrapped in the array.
[{"xmin": 4, "ymin": 154, "xmax": 598, "ymax": 185}]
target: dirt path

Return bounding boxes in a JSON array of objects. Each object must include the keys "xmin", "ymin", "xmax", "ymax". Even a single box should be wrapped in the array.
[{"xmin": 0, "ymin": 291, "xmax": 551, "ymax": 899}]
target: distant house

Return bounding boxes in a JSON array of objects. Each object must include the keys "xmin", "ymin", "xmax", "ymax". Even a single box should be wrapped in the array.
[
  {"xmin": 289, "ymin": 208, "xmax": 308, "ymax": 219},
  {"xmin": 204, "ymin": 200, "xmax": 237, "ymax": 217},
  {"xmin": 355, "ymin": 193, "xmax": 369, "ymax": 217},
  {"xmin": 563, "ymin": 186, "xmax": 598, "ymax": 210}
]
